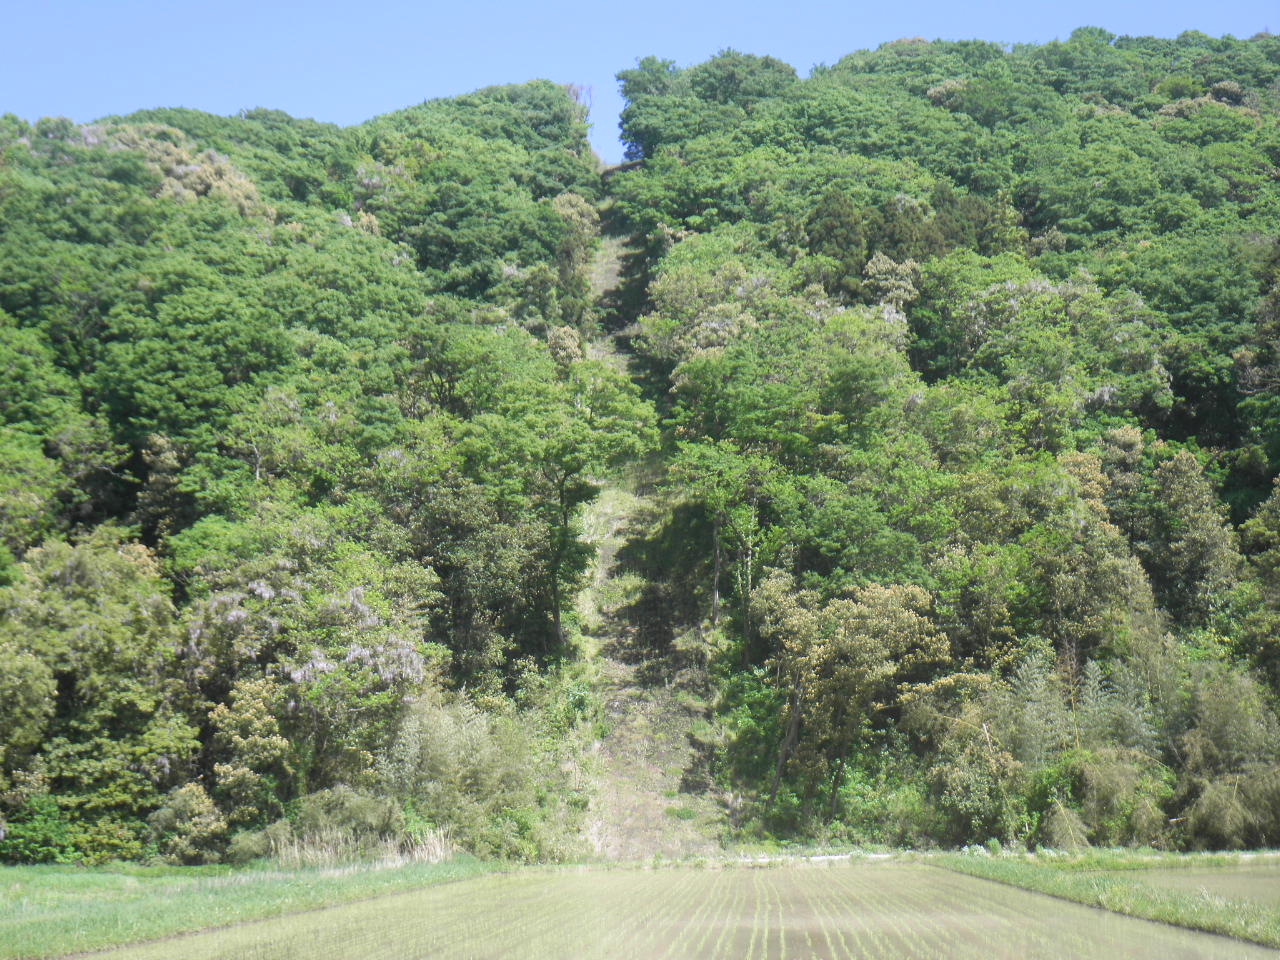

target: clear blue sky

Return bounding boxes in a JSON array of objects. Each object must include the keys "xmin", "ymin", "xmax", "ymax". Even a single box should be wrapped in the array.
[{"xmin": 3, "ymin": 1, "xmax": 1276, "ymax": 163}]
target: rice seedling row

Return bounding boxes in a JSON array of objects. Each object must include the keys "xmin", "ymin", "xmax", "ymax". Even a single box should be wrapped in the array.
[
  {"xmin": 664, "ymin": 861, "xmax": 726, "ymax": 959},
  {"xmin": 78, "ymin": 861, "xmax": 1280, "ymax": 960}
]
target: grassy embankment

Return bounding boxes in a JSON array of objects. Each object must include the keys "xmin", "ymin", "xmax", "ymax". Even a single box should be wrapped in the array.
[
  {"xmin": 938, "ymin": 850, "xmax": 1280, "ymax": 949},
  {"xmin": 0, "ymin": 857, "xmax": 497, "ymax": 960}
]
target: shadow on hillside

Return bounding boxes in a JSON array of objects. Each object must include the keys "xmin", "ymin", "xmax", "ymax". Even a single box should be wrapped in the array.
[
  {"xmin": 604, "ymin": 500, "xmax": 713, "ymax": 687},
  {"xmin": 595, "ymin": 199, "xmax": 653, "ymax": 336}
]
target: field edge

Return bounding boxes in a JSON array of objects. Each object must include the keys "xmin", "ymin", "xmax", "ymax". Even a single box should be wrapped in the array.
[
  {"xmin": 935, "ymin": 853, "xmax": 1280, "ymax": 950},
  {"xmin": 3, "ymin": 858, "xmax": 502, "ymax": 960}
]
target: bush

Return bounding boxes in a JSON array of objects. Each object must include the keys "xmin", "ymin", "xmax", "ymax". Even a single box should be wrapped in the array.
[
  {"xmin": 69, "ymin": 818, "xmax": 149, "ymax": 864},
  {"xmin": 377, "ymin": 692, "xmax": 583, "ymax": 861},
  {"xmin": 1183, "ymin": 765, "xmax": 1280, "ymax": 849},
  {"xmin": 1040, "ymin": 802, "xmax": 1090, "ymax": 852},
  {"xmin": 0, "ymin": 795, "xmax": 150, "ymax": 865},
  {"xmin": 294, "ymin": 786, "xmax": 403, "ymax": 839},
  {"xmin": 224, "ymin": 828, "xmax": 271, "ymax": 865},
  {"xmin": 148, "ymin": 783, "xmax": 228, "ymax": 864},
  {"xmin": 0, "ymin": 794, "xmax": 77, "ymax": 863}
]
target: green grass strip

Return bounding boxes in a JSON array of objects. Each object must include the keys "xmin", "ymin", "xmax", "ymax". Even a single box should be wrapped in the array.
[
  {"xmin": 936, "ymin": 854, "xmax": 1280, "ymax": 950},
  {"xmin": 0, "ymin": 857, "xmax": 500, "ymax": 959}
]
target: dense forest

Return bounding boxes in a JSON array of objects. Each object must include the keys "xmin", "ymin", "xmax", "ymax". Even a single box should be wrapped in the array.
[{"xmin": 3, "ymin": 26, "xmax": 1280, "ymax": 864}]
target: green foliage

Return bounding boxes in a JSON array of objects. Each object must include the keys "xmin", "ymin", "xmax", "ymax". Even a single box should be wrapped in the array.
[
  {"xmin": 148, "ymin": 783, "xmax": 228, "ymax": 865},
  {"xmin": 0, "ymin": 529, "xmax": 197, "ymax": 844},
  {"xmin": 0, "ymin": 795, "xmax": 78, "ymax": 864},
  {"xmin": 4, "ymin": 27, "xmax": 1280, "ymax": 861},
  {"xmin": 614, "ymin": 28, "xmax": 1280, "ymax": 853},
  {"xmin": 753, "ymin": 572, "xmax": 950, "ymax": 817},
  {"xmin": 377, "ymin": 692, "xmax": 585, "ymax": 861},
  {"xmin": 0, "ymin": 80, "xmax": 642, "ymax": 864}
]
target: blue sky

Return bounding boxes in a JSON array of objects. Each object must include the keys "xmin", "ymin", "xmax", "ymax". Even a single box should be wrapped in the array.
[{"xmin": 3, "ymin": 1, "xmax": 1276, "ymax": 163}]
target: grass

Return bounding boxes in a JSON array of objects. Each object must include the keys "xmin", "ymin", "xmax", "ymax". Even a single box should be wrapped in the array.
[
  {"xmin": 572, "ymin": 482, "xmax": 645, "ymax": 656},
  {"xmin": 1130, "ymin": 861, "xmax": 1280, "ymax": 910},
  {"xmin": 983, "ymin": 848, "xmax": 1274, "ymax": 872},
  {"xmin": 76, "ymin": 860, "xmax": 1276, "ymax": 959},
  {"xmin": 0, "ymin": 857, "xmax": 498, "ymax": 959},
  {"xmin": 938, "ymin": 851, "xmax": 1280, "ymax": 949}
]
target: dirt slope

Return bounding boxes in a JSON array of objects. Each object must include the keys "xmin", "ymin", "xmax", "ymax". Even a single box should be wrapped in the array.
[
  {"xmin": 577, "ymin": 482, "xmax": 724, "ymax": 860},
  {"xmin": 577, "ymin": 227, "xmax": 725, "ymax": 860}
]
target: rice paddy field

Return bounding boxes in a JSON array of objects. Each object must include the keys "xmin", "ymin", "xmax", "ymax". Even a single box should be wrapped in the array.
[{"xmin": 62, "ymin": 860, "xmax": 1279, "ymax": 960}]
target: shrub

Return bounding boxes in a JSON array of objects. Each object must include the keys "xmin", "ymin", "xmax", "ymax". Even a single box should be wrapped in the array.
[
  {"xmin": 1040, "ymin": 802, "xmax": 1090, "ymax": 852},
  {"xmin": 0, "ymin": 794, "xmax": 76, "ymax": 863},
  {"xmin": 377, "ymin": 692, "xmax": 583, "ymax": 861},
  {"xmin": 68, "ymin": 818, "xmax": 149, "ymax": 864},
  {"xmin": 224, "ymin": 828, "xmax": 271, "ymax": 865},
  {"xmin": 295, "ymin": 785, "xmax": 403, "ymax": 840},
  {"xmin": 148, "ymin": 783, "xmax": 228, "ymax": 864}
]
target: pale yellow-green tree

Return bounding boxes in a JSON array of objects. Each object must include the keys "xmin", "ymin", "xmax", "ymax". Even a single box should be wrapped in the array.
[{"xmin": 753, "ymin": 572, "xmax": 949, "ymax": 811}]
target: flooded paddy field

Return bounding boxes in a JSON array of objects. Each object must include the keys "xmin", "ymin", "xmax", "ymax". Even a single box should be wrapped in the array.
[{"xmin": 87, "ymin": 860, "xmax": 1276, "ymax": 960}]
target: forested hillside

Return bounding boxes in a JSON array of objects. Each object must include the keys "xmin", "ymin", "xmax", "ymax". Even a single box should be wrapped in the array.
[
  {"xmin": 0, "ymin": 83, "xmax": 653, "ymax": 863},
  {"xmin": 2, "ymin": 27, "xmax": 1280, "ymax": 863}
]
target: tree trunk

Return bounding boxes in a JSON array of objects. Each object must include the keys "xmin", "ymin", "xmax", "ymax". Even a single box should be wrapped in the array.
[
  {"xmin": 712, "ymin": 516, "xmax": 722, "ymax": 628},
  {"xmin": 770, "ymin": 679, "xmax": 804, "ymax": 805},
  {"xmin": 551, "ymin": 574, "xmax": 564, "ymax": 647},
  {"xmin": 827, "ymin": 758, "xmax": 845, "ymax": 821}
]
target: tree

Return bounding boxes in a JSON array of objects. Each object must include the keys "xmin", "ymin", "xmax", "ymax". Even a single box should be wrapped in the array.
[
  {"xmin": 550, "ymin": 192, "xmax": 600, "ymax": 328},
  {"xmin": 0, "ymin": 529, "xmax": 198, "ymax": 858},
  {"xmin": 1146, "ymin": 451, "xmax": 1242, "ymax": 626},
  {"xmin": 753, "ymin": 572, "xmax": 949, "ymax": 814},
  {"xmin": 803, "ymin": 189, "xmax": 867, "ymax": 298},
  {"xmin": 672, "ymin": 442, "xmax": 795, "ymax": 639},
  {"xmin": 686, "ymin": 50, "xmax": 797, "ymax": 107},
  {"xmin": 1240, "ymin": 479, "xmax": 1280, "ymax": 686},
  {"xmin": 0, "ymin": 431, "xmax": 66, "ymax": 555},
  {"xmin": 618, "ymin": 57, "xmax": 683, "ymax": 103}
]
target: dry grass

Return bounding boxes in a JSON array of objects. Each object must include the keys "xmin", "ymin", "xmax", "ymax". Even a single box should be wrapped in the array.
[
  {"xmin": 268, "ymin": 827, "xmax": 453, "ymax": 871},
  {"xmin": 573, "ymin": 465, "xmax": 725, "ymax": 861}
]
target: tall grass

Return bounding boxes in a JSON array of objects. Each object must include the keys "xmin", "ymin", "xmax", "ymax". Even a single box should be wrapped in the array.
[{"xmin": 268, "ymin": 826, "xmax": 454, "ymax": 870}]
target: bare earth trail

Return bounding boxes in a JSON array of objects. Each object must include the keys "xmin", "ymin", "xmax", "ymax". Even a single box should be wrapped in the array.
[
  {"xmin": 577, "ymin": 220, "xmax": 726, "ymax": 860},
  {"xmin": 576, "ymin": 478, "xmax": 725, "ymax": 860}
]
